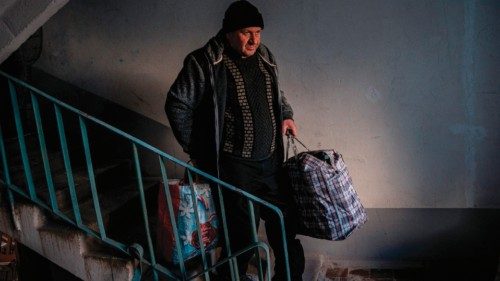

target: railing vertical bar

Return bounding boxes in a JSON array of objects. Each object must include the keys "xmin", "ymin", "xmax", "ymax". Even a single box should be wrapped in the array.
[
  {"xmin": 79, "ymin": 116, "xmax": 107, "ymax": 238},
  {"xmin": 31, "ymin": 92, "xmax": 58, "ymax": 211},
  {"xmin": 247, "ymin": 200, "xmax": 264, "ymax": 281},
  {"xmin": 264, "ymin": 245, "xmax": 271, "ymax": 281},
  {"xmin": 8, "ymin": 80, "xmax": 36, "ymax": 200},
  {"xmin": 186, "ymin": 169, "xmax": 209, "ymax": 280},
  {"xmin": 0, "ymin": 124, "xmax": 11, "ymax": 185},
  {"xmin": 132, "ymin": 143, "xmax": 158, "ymax": 281},
  {"xmin": 279, "ymin": 216, "xmax": 291, "ymax": 281},
  {"xmin": 0, "ymin": 121, "xmax": 21, "ymax": 230},
  {"xmin": 158, "ymin": 156, "xmax": 187, "ymax": 279},
  {"xmin": 0, "ymin": 125, "xmax": 11, "ymax": 185},
  {"xmin": 54, "ymin": 104, "xmax": 82, "ymax": 225},
  {"xmin": 216, "ymin": 184, "xmax": 239, "ymax": 281}
]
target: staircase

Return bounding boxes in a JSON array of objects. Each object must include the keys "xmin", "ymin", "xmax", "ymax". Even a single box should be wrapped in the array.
[
  {"xmin": 0, "ymin": 73, "xmax": 160, "ymax": 280},
  {"xmin": 0, "ymin": 71, "xmax": 286, "ymax": 281}
]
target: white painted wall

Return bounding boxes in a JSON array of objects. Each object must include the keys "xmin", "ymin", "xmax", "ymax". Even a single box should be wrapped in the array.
[{"xmin": 34, "ymin": 0, "xmax": 500, "ymax": 208}]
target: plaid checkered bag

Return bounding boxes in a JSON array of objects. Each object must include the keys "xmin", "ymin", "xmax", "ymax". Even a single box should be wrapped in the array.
[{"xmin": 283, "ymin": 136, "xmax": 367, "ymax": 240}]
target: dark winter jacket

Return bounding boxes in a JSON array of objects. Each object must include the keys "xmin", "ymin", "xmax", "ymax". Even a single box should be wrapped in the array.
[{"xmin": 165, "ymin": 31, "xmax": 293, "ymax": 175}]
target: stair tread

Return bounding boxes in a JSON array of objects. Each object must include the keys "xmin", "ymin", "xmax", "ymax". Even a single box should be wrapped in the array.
[
  {"xmin": 38, "ymin": 218, "xmax": 82, "ymax": 234},
  {"xmin": 8, "ymin": 150, "xmax": 64, "ymax": 174},
  {"xmin": 3, "ymin": 132, "xmax": 38, "ymax": 147},
  {"xmin": 4, "ymin": 133, "xmax": 43, "ymax": 164},
  {"xmin": 70, "ymin": 179, "xmax": 157, "ymax": 228},
  {"xmin": 84, "ymin": 247, "xmax": 130, "ymax": 261},
  {"xmin": 9, "ymin": 155, "xmax": 128, "ymax": 186},
  {"xmin": 49, "ymin": 160, "xmax": 129, "ymax": 188},
  {"xmin": 36, "ymin": 159, "xmax": 131, "ymax": 203}
]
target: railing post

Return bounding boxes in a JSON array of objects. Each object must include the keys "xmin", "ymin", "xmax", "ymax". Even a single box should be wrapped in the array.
[
  {"xmin": 8, "ymin": 80, "xmax": 36, "ymax": 200},
  {"xmin": 0, "ymin": 122, "xmax": 21, "ymax": 231},
  {"xmin": 31, "ymin": 92, "xmax": 58, "ymax": 212},
  {"xmin": 278, "ymin": 211, "xmax": 291, "ymax": 281},
  {"xmin": 79, "ymin": 116, "xmax": 107, "ymax": 238},
  {"xmin": 247, "ymin": 200, "xmax": 265, "ymax": 281},
  {"xmin": 158, "ymin": 156, "xmax": 187, "ymax": 280},
  {"xmin": 216, "ymin": 184, "xmax": 239, "ymax": 280},
  {"xmin": 54, "ymin": 104, "xmax": 83, "ymax": 226},
  {"xmin": 132, "ymin": 143, "xmax": 158, "ymax": 281},
  {"xmin": 186, "ymin": 169, "xmax": 210, "ymax": 281}
]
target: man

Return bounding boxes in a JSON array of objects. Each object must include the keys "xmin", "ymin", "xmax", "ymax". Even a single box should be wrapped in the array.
[{"xmin": 165, "ymin": 1, "xmax": 305, "ymax": 280}]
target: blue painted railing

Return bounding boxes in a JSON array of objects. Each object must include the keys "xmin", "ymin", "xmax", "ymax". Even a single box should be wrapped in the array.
[{"xmin": 0, "ymin": 71, "xmax": 291, "ymax": 281}]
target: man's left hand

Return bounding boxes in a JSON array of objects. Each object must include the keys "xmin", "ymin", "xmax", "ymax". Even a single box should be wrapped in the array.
[{"xmin": 282, "ymin": 119, "xmax": 298, "ymax": 137}]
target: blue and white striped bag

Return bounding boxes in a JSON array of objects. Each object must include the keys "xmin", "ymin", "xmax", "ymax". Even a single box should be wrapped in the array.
[{"xmin": 284, "ymin": 136, "xmax": 367, "ymax": 241}]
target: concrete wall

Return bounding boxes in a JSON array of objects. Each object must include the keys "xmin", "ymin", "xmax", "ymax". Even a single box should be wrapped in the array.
[
  {"xmin": 34, "ymin": 0, "xmax": 500, "ymax": 209},
  {"xmin": 27, "ymin": 0, "xmax": 500, "ymax": 266}
]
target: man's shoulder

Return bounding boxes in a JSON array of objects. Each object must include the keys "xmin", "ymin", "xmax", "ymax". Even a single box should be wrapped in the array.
[
  {"xmin": 184, "ymin": 48, "xmax": 207, "ymax": 61},
  {"xmin": 182, "ymin": 34, "xmax": 225, "ymax": 65},
  {"xmin": 257, "ymin": 44, "xmax": 276, "ymax": 66}
]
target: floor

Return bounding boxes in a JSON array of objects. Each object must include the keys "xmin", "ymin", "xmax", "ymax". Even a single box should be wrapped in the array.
[
  {"xmin": 297, "ymin": 258, "xmax": 500, "ymax": 281},
  {"xmin": 317, "ymin": 267, "xmax": 425, "ymax": 281},
  {"xmin": 1, "ymin": 229, "xmax": 500, "ymax": 281}
]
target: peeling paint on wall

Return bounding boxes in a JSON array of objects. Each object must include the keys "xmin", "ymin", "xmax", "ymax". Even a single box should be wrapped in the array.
[{"xmin": 366, "ymin": 86, "xmax": 382, "ymax": 103}]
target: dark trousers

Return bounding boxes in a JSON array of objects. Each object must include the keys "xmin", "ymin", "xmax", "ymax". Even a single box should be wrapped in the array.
[{"xmin": 215, "ymin": 153, "xmax": 305, "ymax": 280}]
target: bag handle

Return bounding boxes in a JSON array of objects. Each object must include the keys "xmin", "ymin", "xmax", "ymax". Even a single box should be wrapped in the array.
[
  {"xmin": 286, "ymin": 132, "xmax": 309, "ymax": 160},
  {"xmin": 286, "ymin": 134, "xmax": 338, "ymax": 167},
  {"xmin": 181, "ymin": 160, "xmax": 201, "ymax": 185}
]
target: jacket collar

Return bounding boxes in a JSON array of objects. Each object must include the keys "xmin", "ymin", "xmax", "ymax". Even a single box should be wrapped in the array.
[{"xmin": 204, "ymin": 30, "xmax": 276, "ymax": 67}]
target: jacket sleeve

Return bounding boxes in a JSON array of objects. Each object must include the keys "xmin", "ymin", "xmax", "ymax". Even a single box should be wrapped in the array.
[
  {"xmin": 281, "ymin": 92, "xmax": 294, "ymax": 120},
  {"xmin": 165, "ymin": 53, "xmax": 207, "ymax": 154}
]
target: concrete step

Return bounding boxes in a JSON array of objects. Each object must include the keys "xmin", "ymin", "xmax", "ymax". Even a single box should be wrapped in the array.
[
  {"xmin": 37, "ymin": 222, "xmax": 87, "ymax": 279},
  {"xmin": 40, "ymin": 159, "xmax": 133, "ymax": 212},
  {"xmin": 3, "ymin": 132, "xmax": 39, "ymax": 160},
  {"xmin": 0, "ymin": 199, "xmax": 136, "ymax": 280},
  {"xmin": 8, "ymin": 149, "xmax": 65, "ymax": 180},
  {"xmin": 37, "ymin": 219, "xmax": 137, "ymax": 280},
  {"xmin": 6, "ymin": 150, "xmax": 132, "ymax": 212},
  {"xmin": 3, "ymin": 132, "xmax": 81, "ymax": 191},
  {"xmin": 75, "ymin": 179, "xmax": 157, "ymax": 234},
  {"xmin": 83, "ymin": 250, "xmax": 134, "ymax": 281}
]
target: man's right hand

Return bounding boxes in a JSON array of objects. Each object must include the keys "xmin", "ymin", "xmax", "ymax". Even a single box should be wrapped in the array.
[{"xmin": 282, "ymin": 119, "xmax": 298, "ymax": 137}]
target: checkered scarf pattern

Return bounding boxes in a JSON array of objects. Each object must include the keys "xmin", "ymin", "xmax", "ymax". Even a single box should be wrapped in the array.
[{"xmin": 284, "ymin": 150, "xmax": 367, "ymax": 240}]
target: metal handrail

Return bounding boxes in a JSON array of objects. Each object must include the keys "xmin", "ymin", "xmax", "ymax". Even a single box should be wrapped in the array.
[{"xmin": 0, "ymin": 70, "xmax": 291, "ymax": 281}]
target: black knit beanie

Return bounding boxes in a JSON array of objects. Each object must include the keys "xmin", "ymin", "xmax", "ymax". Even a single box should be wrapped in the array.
[{"xmin": 222, "ymin": 1, "xmax": 264, "ymax": 33}]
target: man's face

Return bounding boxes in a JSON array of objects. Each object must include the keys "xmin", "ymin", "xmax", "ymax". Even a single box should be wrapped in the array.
[{"xmin": 226, "ymin": 27, "xmax": 262, "ymax": 57}]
